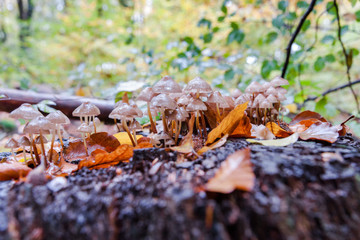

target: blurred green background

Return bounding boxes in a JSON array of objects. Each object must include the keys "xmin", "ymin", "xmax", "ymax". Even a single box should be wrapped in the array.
[{"xmin": 1, "ymin": 0, "xmax": 360, "ymax": 132}]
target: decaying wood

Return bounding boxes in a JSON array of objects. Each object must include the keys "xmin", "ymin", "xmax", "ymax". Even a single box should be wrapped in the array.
[{"xmin": 0, "ymin": 88, "xmax": 115, "ymax": 122}]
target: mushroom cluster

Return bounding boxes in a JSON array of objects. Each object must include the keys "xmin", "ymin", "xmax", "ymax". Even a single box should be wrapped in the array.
[{"xmin": 235, "ymin": 76, "xmax": 289, "ymax": 125}]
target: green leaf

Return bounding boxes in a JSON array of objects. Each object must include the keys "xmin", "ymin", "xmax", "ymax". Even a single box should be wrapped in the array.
[
  {"xmin": 351, "ymin": 0, "xmax": 357, "ymax": 7},
  {"xmin": 213, "ymin": 27, "xmax": 220, "ymax": 33},
  {"xmin": 315, "ymin": 97, "xmax": 327, "ymax": 116},
  {"xmin": 202, "ymin": 33, "xmax": 213, "ymax": 43},
  {"xmin": 221, "ymin": 5, "xmax": 227, "ymax": 15},
  {"xmin": 356, "ymin": 10, "xmax": 360, "ymax": 21},
  {"xmin": 321, "ymin": 35, "xmax": 335, "ymax": 44},
  {"xmin": 197, "ymin": 18, "xmax": 212, "ymax": 29},
  {"xmin": 278, "ymin": 0, "xmax": 288, "ymax": 12},
  {"xmin": 301, "ymin": 19, "xmax": 311, "ymax": 32},
  {"xmin": 351, "ymin": 48, "xmax": 359, "ymax": 56},
  {"xmin": 224, "ymin": 69, "xmax": 235, "ymax": 81},
  {"xmin": 326, "ymin": 2, "xmax": 336, "ymax": 15},
  {"xmin": 230, "ymin": 22, "xmax": 239, "ymax": 30},
  {"xmin": 341, "ymin": 25, "xmax": 349, "ymax": 35},
  {"xmin": 184, "ymin": 36, "xmax": 194, "ymax": 44},
  {"xmin": 218, "ymin": 16, "xmax": 225, "ymax": 22},
  {"xmin": 324, "ymin": 54, "xmax": 335, "ymax": 63},
  {"xmin": 261, "ymin": 60, "xmax": 278, "ymax": 79},
  {"xmin": 272, "ymin": 15, "xmax": 284, "ymax": 29},
  {"xmin": 265, "ymin": 31, "xmax": 278, "ymax": 43},
  {"xmin": 227, "ymin": 29, "xmax": 245, "ymax": 44},
  {"xmin": 286, "ymin": 12, "xmax": 297, "ymax": 21},
  {"xmin": 314, "ymin": 57, "xmax": 325, "ymax": 71},
  {"xmin": 297, "ymin": 1, "xmax": 309, "ymax": 8}
]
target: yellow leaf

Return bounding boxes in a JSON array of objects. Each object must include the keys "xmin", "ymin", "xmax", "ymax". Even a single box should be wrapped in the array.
[
  {"xmin": 198, "ymin": 134, "xmax": 228, "ymax": 155},
  {"xmin": 285, "ymin": 103, "xmax": 297, "ymax": 113},
  {"xmin": 113, "ymin": 132, "xmax": 143, "ymax": 145},
  {"xmin": 246, "ymin": 133, "xmax": 299, "ymax": 146},
  {"xmin": 206, "ymin": 102, "xmax": 248, "ymax": 145},
  {"xmin": 266, "ymin": 122, "xmax": 292, "ymax": 138}
]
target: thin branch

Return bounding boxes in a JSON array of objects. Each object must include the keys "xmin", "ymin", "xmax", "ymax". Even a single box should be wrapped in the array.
[
  {"xmin": 303, "ymin": 79, "xmax": 360, "ymax": 103},
  {"xmin": 281, "ymin": 0, "xmax": 317, "ymax": 78},
  {"xmin": 333, "ymin": 0, "xmax": 360, "ymax": 113}
]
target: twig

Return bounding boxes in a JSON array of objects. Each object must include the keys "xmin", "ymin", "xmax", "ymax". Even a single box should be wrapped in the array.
[
  {"xmin": 303, "ymin": 79, "xmax": 360, "ymax": 103},
  {"xmin": 281, "ymin": 0, "xmax": 317, "ymax": 78},
  {"xmin": 333, "ymin": 0, "xmax": 360, "ymax": 113}
]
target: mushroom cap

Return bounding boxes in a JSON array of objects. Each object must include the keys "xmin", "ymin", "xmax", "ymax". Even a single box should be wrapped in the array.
[
  {"xmin": 276, "ymin": 92, "xmax": 287, "ymax": 101},
  {"xmin": 129, "ymin": 120, "xmax": 142, "ymax": 131},
  {"xmin": 253, "ymin": 94, "xmax": 266, "ymax": 106},
  {"xmin": 186, "ymin": 99, "xmax": 207, "ymax": 112},
  {"xmin": 46, "ymin": 110, "xmax": 70, "ymax": 125},
  {"xmin": 25, "ymin": 116, "xmax": 56, "ymax": 134},
  {"xmin": 262, "ymin": 82, "xmax": 272, "ymax": 89},
  {"xmin": 231, "ymin": 89, "xmax": 242, "ymax": 99},
  {"xmin": 168, "ymin": 108, "xmax": 189, "ymax": 121},
  {"xmin": 266, "ymin": 94, "xmax": 278, "ymax": 103},
  {"xmin": 223, "ymin": 96, "xmax": 235, "ymax": 109},
  {"xmin": 9, "ymin": 103, "xmax": 43, "ymax": 120},
  {"xmin": 177, "ymin": 94, "xmax": 192, "ymax": 106},
  {"xmin": 276, "ymin": 87, "xmax": 287, "ymax": 94},
  {"xmin": 136, "ymin": 87, "xmax": 156, "ymax": 102},
  {"xmin": 5, "ymin": 138, "xmax": 19, "ymax": 149},
  {"xmin": 18, "ymin": 136, "xmax": 31, "ymax": 146},
  {"xmin": 235, "ymin": 95, "xmax": 250, "ymax": 105},
  {"xmin": 151, "ymin": 93, "xmax": 177, "ymax": 110},
  {"xmin": 153, "ymin": 76, "xmax": 182, "ymax": 94},
  {"xmin": 35, "ymin": 135, "xmax": 48, "ymax": 144},
  {"xmin": 72, "ymin": 102, "xmax": 100, "ymax": 117},
  {"xmin": 131, "ymin": 104, "xmax": 144, "ymax": 118},
  {"xmin": 265, "ymin": 86, "xmax": 277, "ymax": 96},
  {"xmin": 183, "ymin": 76, "xmax": 213, "ymax": 94},
  {"xmin": 109, "ymin": 104, "xmax": 138, "ymax": 119},
  {"xmin": 245, "ymin": 81, "xmax": 263, "ymax": 94},
  {"xmin": 270, "ymin": 76, "xmax": 289, "ymax": 87},
  {"xmin": 207, "ymin": 91, "xmax": 229, "ymax": 108},
  {"xmin": 93, "ymin": 117, "xmax": 101, "ymax": 126},
  {"xmin": 259, "ymin": 99, "xmax": 272, "ymax": 108},
  {"xmin": 77, "ymin": 123, "xmax": 93, "ymax": 133}
]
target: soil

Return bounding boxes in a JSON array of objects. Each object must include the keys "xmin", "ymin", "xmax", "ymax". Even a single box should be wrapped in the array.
[{"xmin": 1, "ymin": 134, "xmax": 360, "ymax": 240}]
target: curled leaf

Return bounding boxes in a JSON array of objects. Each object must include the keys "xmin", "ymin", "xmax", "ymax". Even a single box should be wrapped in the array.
[
  {"xmin": 337, "ymin": 115, "xmax": 354, "ymax": 136},
  {"xmin": 266, "ymin": 122, "xmax": 292, "ymax": 138},
  {"xmin": 230, "ymin": 114, "xmax": 252, "ymax": 138},
  {"xmin": 0, "ymin": 162, "xmax": 32, "ymax": 181},
  {"xmin": 247, "ymin": 132, "xmax": 299, "ymax": 146},
  {"xmin": 252, "ymin": 125, "xmax": 275, "ymax": 140},
  {"xmin": 206, "ymin": 148, "xmax": 254, "ymax": 193},
  {"xmin": 299, "ymin": 122, "xmax": 339, "ymax": 143},
  {"xmin": 170, "ymin": 114, "xmax": 195, "ymax": 154},
  {"xmin": 290, "ymin": 110, "xmax": 327, "ymax": 126},
  {"xmin": 206, "ymin": 102, "xmax": 248, "ymax": 145},
  {"xmin": 198, "ymin": 134, "xmax": 228, "ymax": 155}
]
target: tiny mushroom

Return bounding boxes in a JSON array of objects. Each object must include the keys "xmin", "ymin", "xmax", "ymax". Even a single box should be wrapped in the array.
[
  {"xmin": 5, "ymin": 138, "xmax": 19, "ymax": 159},
  {"xmin": 9, "ymin": 103, "xmax": 42, "ymax": 121},
  {"xmin": 153, "ymin": 75, "xmax": 182, "ymax": 94},
  {"xmin": 129, "ymin": 120, "xmax": 142, "ymax": 146},
  {"xmin": 207, "ymin": 91, "xmax": 229, "ymax": 123},
  {"xmin": 18, "ymin": 136, "xmax": 31, "ymax": 163},
  {"xmin": 77, "ymin": 123, "xmax": 93, "ymax": 156},
  {"xmin": 46, "ymin": 110, "xmax": 70, "ymax": 148},
  {"xmin": 186, "ymin": 98, "xmax": 207, "ymax": 137},
  {"xmin": 72, "ymin": 102, "xmax": 100, "ymax": 133},
  {"xmin": 136, "ymin": 87, "xmax": 157, "ymax": 133},
  {"xmin": 151, "ymin": 93, "xmax": 177, "ymax": 135},
  {"xmin": 183, "ymin": 76, "xmax": 213, "ymax": 98}
]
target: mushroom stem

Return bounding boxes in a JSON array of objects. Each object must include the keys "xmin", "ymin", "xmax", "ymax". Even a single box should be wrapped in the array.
[
  {"xmin": 114, "ymin": 119, "xmax": 121, "ymax": 132},
  {"xmin": 161, "ymin": 108, "xmax": 169, "ymax": 133},
  {"xmin": 11, "ymin": 148, "xmax": 15, "ymax": 160},
  {"xmin": 175, "ymin": 120, "xmax": 180, "ymax": 145},
  {"xmin": 22, "ymin": 148, "xmax": 27, "ymax": 162},
  {"xmin": 39, "ymin": 130, "xmax": 48, "ymax": 168},
  {"xmin": 132, "ymin": 129, "xmax": 138, "ymax": 146},
  {"xmin": 49, "ymin": 130, "xmax": 55, "ymax": 163},
  {"xmin": 200, "ymin": 111, "xmax": 207, "ymax": 139},
  {"xmin": 81, "ymin": 133, "xmax": 89, "ymax": 156},
  {"xmin": 147, "ymin": 103, "xmax": 157, "ymax": 133},
  {"xmin": 57, "ymin": 125, "xmax": 64, "ymax": 147},
  {"xmin": 92, "ymin": 116, "xmax": 97, "ymax": 133},
  {"xmin": 196, "ymin": 110, "xmax": 202, "ymax": 137},
  {"xmin": 29, "ymin": 134, "xmax": 40, "ymax": 166},
  {"xmin": 122, "ymin": 118, "xmax": 136, "ymax": 146},
  {"xmin": 215, "ymin": 103, "xmax": 221, "ymax": 124}
]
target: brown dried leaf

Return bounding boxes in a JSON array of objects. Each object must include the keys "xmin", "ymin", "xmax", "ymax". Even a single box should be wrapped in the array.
[
  {"xmin": 337, "ymin": 115, "xmax": 354, "ymax": 136},
  {"xmin": 170, "ymin": 114, "xmax": 196, "ymax": 154},
  {"xmin": 266, "ymin": 122, "xmax": 292, "ymax": 138},
  {"xmin": 63, "ymin": 132, "xmax": 120, "ymax": 162},
  {"xmin": 299, "ymin": 122, "xmax": 339, "ymax": 143},
  {"xmin": 206, "ymin": 148, "xmax": 255, "ymax": 193},
  {"xmin": 230, "ymin": 114, "xmax": 252, "ymax": 138},
  {"xmin": 0, "ymin": 161, "xmax": 32, "ymax": 181},
  {"xmin": 134, "ymin": 142, "xmax": 153, "ymax": 149},
  {"xmin": 206, "ymin": 102, "xmax": 248, "ymax": 145},
  {"xmin": 198, "ymin": 134, "xmax": 228, "ymax": 155},
  {"xmin": 289, "ymin": 110, "xmax": 327, "ymax": 126}
]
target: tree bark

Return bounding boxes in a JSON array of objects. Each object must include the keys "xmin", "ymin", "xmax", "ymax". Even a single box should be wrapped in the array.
[{"xmin": 0, "ymin": 88, "xmax": 115, "ymax": 122}]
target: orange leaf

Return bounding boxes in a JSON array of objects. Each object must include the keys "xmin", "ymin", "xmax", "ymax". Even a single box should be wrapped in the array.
[
  {"xmin": 290, "ymin": 110, "xmax": 327, "ymax": 126},
  {"xmin": 134, "ymin": 142, "xmax": 153, "ymax": 149},
  {"xmin": 299, "ymin": 122, "xmax": 339, "ymax": 143},
  {"xmin": 198, "ymin": 134, "xmax": 228, "ymax": 155},
  {"xmin": 78, "ymin": 144, "xmax": 133, "ymax": 170},
  {"xmin": 0, "ymin": 162, "xmax": 32, "ymax": 181},
  {"xmin": 230, "ymin": 114, "xmax": 252, "ymax": 138},
  {"xmin": 206, "ymin": 102, "xmax": 248, "ymax": 145},
  {"xmin": 337, "ymin": 115, "xmax": 354, "ymax": 136},
  {"xmin": 206, "ymin": 148, "xmax": 255, "ymax": 193},
  {"xmin": 266, "ymin": 122, "xmax": 292, "ymax": 138}
]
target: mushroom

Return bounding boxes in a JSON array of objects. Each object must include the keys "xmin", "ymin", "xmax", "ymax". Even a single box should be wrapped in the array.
[
  {"xmin": 151, "ymin": 93, "xmax": 177, "ymax": 135},
  {"xmin": 270, "ymin": 76, "xmax": 289, "ymax": 87},
  {"xmin": 5, "ymin": 138, "xmax": 19, "ymax": 160},
  {"xmin": 186, "ymin": 98, "xmax": 207, "ymax": 137},
  {"xmin": 46, "ymin": 110, "xmax": 70, "ymax": 149},
  {"xmin": 231, "ymin": 89, "xmax": 242, "ymax": 99},
  {"xmin": 168, "ymin": 108, "xmax": 189, "ymax": 144},
  {"xmin": 129, "ymin": 120, "xmax": 142, "ymax": 146},
  {"xmin": 259, "ymin": 99, "xmax": 272, "ymax": 124},
  {"xmin": 9, "ymin": 103, "xmax": 42, "ymax": 121},
  {"xmin": 153, "ymin": 75, "xmax": 182, "ymax": 94},
  {"xmin": 77, "ymin": 123, "xmax": 92, "ymax": 156},
  {"xmin": 72, "ymin": 102, "xmax": 100, "ymax": 133},
  {"xmin": 207, "ymin": 91, "xmax": 229, "ymax": 124},
  {"xmin": 18, "ymin": 136, "xmax": 31, "ymax": 163},
  {"xmin": 136, "ymin": 87, "xmax": 157, "ymax": 133},
  {"xmin": 183, "ymin": 76, "xmax": 213, "ymax": 98}
]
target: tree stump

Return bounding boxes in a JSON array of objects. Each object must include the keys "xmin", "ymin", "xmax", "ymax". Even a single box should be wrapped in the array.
[{"xmin": 1, "ymin": 134, "xmax": 360, "ymax": 239}]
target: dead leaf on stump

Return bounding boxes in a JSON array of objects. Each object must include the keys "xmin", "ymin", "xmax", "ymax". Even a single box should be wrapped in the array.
[
  {"xmin": 289, "ymin": 110, "xmax": 328, "ymax": 126},
  {"xmin": 206, "ymin": 148, "xmax": 255, "ymax": 193},
  {"xmin": 266, "ymin": 122, "xmax": 292, "ymax": 138},
  {"xmin": 230, "ymin": 114, "xmax": 252, "ymax": 138},
  {"xmin": 0, "ymin": 161, "xmax": 32, "ymax": 181}
]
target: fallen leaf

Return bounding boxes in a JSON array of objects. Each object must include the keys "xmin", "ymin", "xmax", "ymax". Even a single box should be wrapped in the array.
[
  {"xmin": 266, "ymin": 122, "xmax": 292, "ymax": 138},
  {"xmin": 337, "ymin": 115, "xmax": 354, "ymax": 136},
  {"xmin": 230, "ymin": 114, "xmax": 252, "ymax": 138},
  {"xmin": 289, "ymin": 110, "xmax": 327, "ymax": 126},
  {"xmin": 113, "ymin": 132, "xmax": 144, "ymax": 145},
  {"xmin": 63, "ymin": 132, "xmax": 120, "ymax": 162},
  {"xmin": 0, "ymin": 161, "xmax": 32, "ymax": 181},
  {"xmin": 134, "ymin": 142, "xmax": 153, "ymax": 149},
  {"xmin": 252, "ymin": 125, "xmax": 275, "ymax": 140},
  {"xmin": 206, "ymin": 102, "xmax": 248, "ymax": 145},
  {"xmin": 247, "ymin": 132, "xmax": 299, "ymax": 146},
  {"xmin": 198, "ymin": 134, "xmax": 228, "ymax": 155},
  {"xmin": 206, "ymin": 148, "xmax": 254, "ymax": 193},
  {"xmin": 78, "ymin": 144, "xmax": 134, "ymax": 170},
  {"xmin": 170, "ymin": 114, "xmax": 196, "ymax": 154},
  {"xmin": 299, "ymin": 122, "xmax": 339, "ymax": 143}
]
